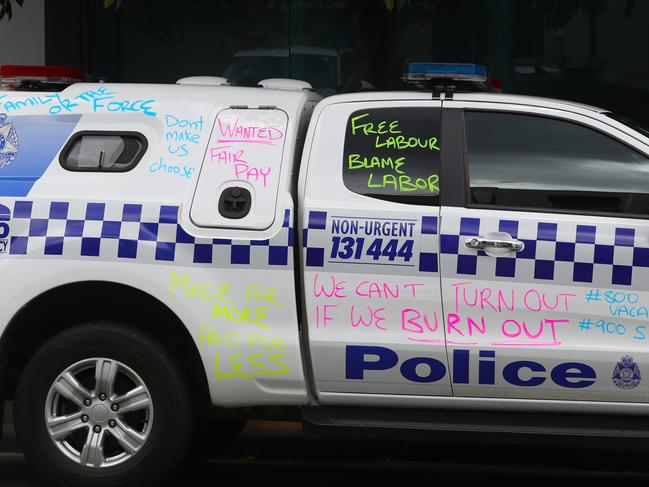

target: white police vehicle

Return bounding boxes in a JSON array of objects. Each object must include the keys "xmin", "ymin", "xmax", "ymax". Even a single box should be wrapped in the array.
[{"xmin": 0, "ymin": 62, "xmax": 649, "ymax": 486}]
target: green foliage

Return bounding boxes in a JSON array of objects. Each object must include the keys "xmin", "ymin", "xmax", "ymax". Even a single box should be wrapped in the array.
[
  {"xmin": 384, "ymin": 0, "xmax": 408, "ymax": 12},
  {"xmin": 103, "ymin": 0, "xmax": 122, "ymax": 9},
  {"xmin": 0, "ymin": 0, "xmax": 23, "ymax": 21}
]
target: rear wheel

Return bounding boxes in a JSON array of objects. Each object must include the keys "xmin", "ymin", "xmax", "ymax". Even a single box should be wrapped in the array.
[{"xmin": 14, "ymin": 322, "xmax": 195, "ymax": 487}]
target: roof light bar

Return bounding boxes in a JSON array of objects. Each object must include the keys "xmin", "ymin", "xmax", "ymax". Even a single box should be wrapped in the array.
[
  {"xmin": 404, "ymin": 62, "xmax": 488, "ymax": 83},
  {"xmin": 0, "ymin": 65, "xmax": 85, "ymax": 92},
  {"xmin": 0, "ymin": 65, "xmax": 84, "ymax": 82}
]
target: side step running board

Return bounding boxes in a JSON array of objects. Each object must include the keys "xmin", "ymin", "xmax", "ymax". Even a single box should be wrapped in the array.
[{"xmin": 302, "ymin": 406, "xmax": 649, "ymax": 438}]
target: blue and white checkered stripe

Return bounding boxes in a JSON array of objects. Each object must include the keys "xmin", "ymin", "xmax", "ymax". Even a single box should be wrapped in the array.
[
  {"xmin": 419, "ymin": 215, "xmax": 438, "ymax": 273},
  {"xmin": 302, "ymin": 209, "xmax": 439, "ymax": 275},
  {"xmin": 302, "ymin": 210, "xmax": 327, "ymax": 268},
  {"xmin": 441, "ymin": 215, "xmax": 649, "ymax": 287},
  {"xmin": 6, "ymin": 200, "xmax": 294, "ymax": 268}
]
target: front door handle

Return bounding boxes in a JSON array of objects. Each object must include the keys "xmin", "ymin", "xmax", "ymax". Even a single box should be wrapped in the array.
[{"xmin": 465, "ymin": 237, "xmax": 525, "ymax": 252}]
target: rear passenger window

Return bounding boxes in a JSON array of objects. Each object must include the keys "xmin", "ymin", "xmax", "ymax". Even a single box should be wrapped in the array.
[
  {"xmin": 465, "ymin": 111, "xmax": 649, "ymax": 215},
  {"xmin": 343, "ymin": 107, "xmax": 441, "ymax": 204},
  {"xmin": 60, "ymin": 132, "xmax": 147, "ymax": 172}
]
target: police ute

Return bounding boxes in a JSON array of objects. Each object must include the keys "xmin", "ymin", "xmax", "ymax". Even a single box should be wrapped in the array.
[{"xmin": 1, "ymin": 63, "xmax": 649, "ymax": 486}]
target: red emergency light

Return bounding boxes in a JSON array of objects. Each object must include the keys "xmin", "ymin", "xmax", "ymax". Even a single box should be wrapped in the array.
[
  {"xmin": 1, "ymin": 65, "xmax": 83, "ymax": 81},
  {"xmin": 0, "ymin": 65, "xmax": 84, "ymax": 91}
]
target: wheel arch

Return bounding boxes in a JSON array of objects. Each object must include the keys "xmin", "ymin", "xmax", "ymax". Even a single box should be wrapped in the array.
[{"xmin": 0, "ymin": 280, "xmax": 210, "ymax": 408}]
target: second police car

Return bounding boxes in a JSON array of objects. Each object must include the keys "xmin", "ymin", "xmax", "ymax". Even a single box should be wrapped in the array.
[{"xmin": 0, "ymin": 63, "xmax": 647, "ymax": 486}]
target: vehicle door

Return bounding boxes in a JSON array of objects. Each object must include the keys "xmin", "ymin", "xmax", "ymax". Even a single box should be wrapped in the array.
[
  {"xmin": 300, "ymin": 98, "xmax": 450, "ymax": 400},
  {"xmin": 439, "ymin": 101, "xmax": 649, "ymax": 402}
]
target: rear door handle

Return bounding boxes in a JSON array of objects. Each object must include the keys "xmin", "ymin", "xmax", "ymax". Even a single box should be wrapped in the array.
[{"xmin": 465, "ymin": 237, "xmax": 525, "ymax": 252}]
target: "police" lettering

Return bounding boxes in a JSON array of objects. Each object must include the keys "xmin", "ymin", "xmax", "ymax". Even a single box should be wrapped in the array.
[{"xmin": 345, "ymin": 346, "xmax": 596, "ymax": 389}]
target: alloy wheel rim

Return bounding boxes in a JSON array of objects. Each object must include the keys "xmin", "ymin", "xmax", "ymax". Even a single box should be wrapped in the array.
[{"xmin": 44, "ymin": 357, "xmax": 154, "ymax": 468}]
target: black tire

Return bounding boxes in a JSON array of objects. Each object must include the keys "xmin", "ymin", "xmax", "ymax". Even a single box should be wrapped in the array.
[{"xmin": 14, "ymin": 322, "xmax": 195, "ymax": 487}]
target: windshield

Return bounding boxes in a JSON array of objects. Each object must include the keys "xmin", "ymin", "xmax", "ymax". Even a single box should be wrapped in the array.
[
  {"xmin": 290, "ymin": 54, "xmax": 337, "ymax": 91},
  {"xmin": 223, "ymin": 56, "xmax": 290, "ymax": 87},
  {"xmin": 604, "ymin": 112, "xmax": 649, "ymax": 138}
]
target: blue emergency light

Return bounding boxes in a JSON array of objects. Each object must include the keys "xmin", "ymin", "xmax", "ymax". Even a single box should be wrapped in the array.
[
  {"xmin": 402, "ymin": 62, "xmax": 493, "ymax": 93},
  {"xmin": 404, "ymin": 62, "xmax": 488, "ymax": 83}
]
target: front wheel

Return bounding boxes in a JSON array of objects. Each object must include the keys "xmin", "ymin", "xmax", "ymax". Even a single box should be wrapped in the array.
[{"xmin": 14, "ymin": 322, "xmax": 195, "ymax": 487}]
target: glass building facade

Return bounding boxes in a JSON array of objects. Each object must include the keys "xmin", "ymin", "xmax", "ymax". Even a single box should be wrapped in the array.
[{"xmin": 44, "ymin": 0, "xmax": 649, "ymax": 124}]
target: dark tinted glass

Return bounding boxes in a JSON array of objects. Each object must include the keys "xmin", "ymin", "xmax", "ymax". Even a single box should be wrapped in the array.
[
  {"xmin": 466, "ymin": 111, "xmax": 649, "ymax": 215},
  {"xmin": 343, "ymin": 107, "xmax": 441, "ymax": 205},
  {"xmin": 61, "ymin": 133, "xmax": 146, "ymax": 172}
]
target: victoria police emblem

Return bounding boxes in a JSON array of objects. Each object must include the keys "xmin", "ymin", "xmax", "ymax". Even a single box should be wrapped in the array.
[
  {"xmin": 0, "ymin": 113, "xmax": 19, "ymax": 168},
  {"xmin": 612, "ymin": 355, "xmax": 641, "ymax": 390}
]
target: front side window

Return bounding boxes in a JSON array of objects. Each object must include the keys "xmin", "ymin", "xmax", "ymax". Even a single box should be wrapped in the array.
[
  {"xmin": 465, "ymin": 111, "xmax": 649, "ymax": 215},
  {"xmin": 61, "ymin": 132, "xmax": 147, "ymax": 172},
  {"xmin": 343, "ymin": 107, "xmax": 441, "ymax": 204}
]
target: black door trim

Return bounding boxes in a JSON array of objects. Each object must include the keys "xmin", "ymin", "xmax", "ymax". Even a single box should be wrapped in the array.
[{"xmin": 440, "ymin": 107, "xmax": 467, "ymax": 208}]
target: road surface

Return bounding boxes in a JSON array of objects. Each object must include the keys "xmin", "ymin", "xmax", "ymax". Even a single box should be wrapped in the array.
[{"xmin": 2, "ymin": 405, "xmax": 649, "ymax": 486}]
